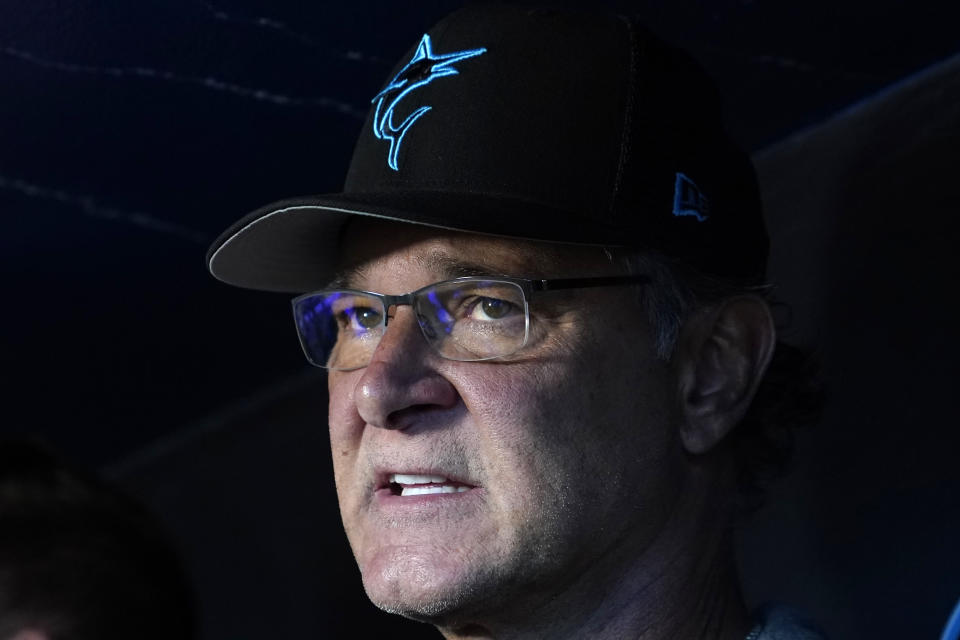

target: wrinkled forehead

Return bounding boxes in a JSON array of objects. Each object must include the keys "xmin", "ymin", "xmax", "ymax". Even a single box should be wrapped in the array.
[{"xmin": 333, "ymin": 218, "xmax": 620, "ymax": 288}]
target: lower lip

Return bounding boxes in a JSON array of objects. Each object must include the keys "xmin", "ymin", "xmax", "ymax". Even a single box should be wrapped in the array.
[{"xmin": 374, "ymin": 485, "xmax": 481, "ymax": 508}]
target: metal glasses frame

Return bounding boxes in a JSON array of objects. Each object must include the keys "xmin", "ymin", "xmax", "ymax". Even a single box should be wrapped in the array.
[{"xmin": 291, "ymin": 274, "xmax": 651, "ymax": 369}]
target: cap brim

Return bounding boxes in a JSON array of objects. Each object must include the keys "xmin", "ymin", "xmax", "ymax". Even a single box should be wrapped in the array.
[{"xmin": 206, "ymin": 191, "xmax": 624, "ymax": 293}]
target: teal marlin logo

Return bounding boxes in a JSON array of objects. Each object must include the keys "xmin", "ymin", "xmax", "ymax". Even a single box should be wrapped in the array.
[{"xmin": 371, "ymin": 34, "xmax": 486, "ymax": 171}]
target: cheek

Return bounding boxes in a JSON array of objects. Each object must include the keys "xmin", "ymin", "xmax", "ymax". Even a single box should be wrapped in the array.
[
  {"xmin": 327, "ymin": 372, "xmax": 362, "ymax": 441},
  {"xmin": 452, "ymin": 360, "xmax": 603, "ymax": 506},
  {"xmin": 326, "ymin": 372, "xmax": 366, "ymax": 489},
  {"xmin": 457, "ymin": 345, "xmax": 679, "ymax": 505}
]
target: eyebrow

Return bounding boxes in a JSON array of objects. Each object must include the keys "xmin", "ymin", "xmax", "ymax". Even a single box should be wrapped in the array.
[
  {"xmin": 420, "ymin": 253, "xmax": 506, "ymax": 279},
  {"xmin": 325, "ymin": 252, "xmax": 509, "ymax": 290},
  {"xmin": 325, "ymin": 265, "xmax": 365, "ymax": 290}
]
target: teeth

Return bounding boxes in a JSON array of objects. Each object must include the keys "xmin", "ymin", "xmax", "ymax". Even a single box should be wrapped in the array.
[
  {"xmin": 401, "ymin": 485, "xmax": 470, "ymax": 496},
  {"xmin": 389, "ymin": 473, "xmax": 448, "ymax": 484}
]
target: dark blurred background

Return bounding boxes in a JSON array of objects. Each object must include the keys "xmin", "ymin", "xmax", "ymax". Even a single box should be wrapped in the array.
[{"xmin": 2, "ymin": 1, "xmax": 958, "ymax": 638}]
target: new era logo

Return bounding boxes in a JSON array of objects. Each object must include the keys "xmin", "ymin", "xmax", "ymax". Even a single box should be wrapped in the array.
[{"xmin": 673, "ymin": 173, "xmax": 709, "ymax": 222}]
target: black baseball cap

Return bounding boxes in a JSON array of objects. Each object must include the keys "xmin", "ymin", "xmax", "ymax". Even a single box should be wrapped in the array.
[{"xmin": 207, "ymin": 4, "xmax": 768, "ymax": 293}]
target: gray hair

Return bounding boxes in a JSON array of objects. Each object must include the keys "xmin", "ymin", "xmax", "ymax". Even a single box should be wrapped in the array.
[{"xmin": 608, "ymin": 247, "xmax": 774, "ymax": 360}]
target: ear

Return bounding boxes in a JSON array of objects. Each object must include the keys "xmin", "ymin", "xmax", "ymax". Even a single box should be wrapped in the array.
[{"xmin": 675, "ymin": 295, "xmax": 776, "ymax": 455}]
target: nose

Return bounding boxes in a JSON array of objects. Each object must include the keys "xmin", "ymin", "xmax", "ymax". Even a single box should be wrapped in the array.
[{"xmin": 353, "ymin": 306, "xmax": 459, "ymax": 430}]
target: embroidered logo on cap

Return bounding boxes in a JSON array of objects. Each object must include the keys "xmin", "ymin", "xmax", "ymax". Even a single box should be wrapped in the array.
[
  {"xmin": 673, "ymin": 173, "xmax": 710, "ymax": 222},
  {"xmin": 371, "ymin": 34, "xmax": 486, "ymax": 171}
]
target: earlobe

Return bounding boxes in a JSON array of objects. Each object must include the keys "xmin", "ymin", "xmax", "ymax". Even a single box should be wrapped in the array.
[{"xmin": 676, "ymin": 296, "xmax": 776, "ymax": 455}]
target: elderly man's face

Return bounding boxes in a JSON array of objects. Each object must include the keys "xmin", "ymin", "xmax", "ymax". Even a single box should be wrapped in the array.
[{"xmin": 327, "ymin": 219, "xmax": 686, "ymax": 624}]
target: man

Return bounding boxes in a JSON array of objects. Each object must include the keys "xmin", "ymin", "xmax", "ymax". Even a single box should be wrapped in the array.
[{"xmin": 207, "ymin": 5, "xmax": 824, "ymax": 638}]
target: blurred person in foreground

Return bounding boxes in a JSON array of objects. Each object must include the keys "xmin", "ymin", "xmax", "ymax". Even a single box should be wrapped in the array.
[
  {"xmin": 207, "ymin": 5, "xmax": 824, "ymax": 639},
  {"xmin": 0, "ymin": 439, "xmax": 196, "ymax": 640}
]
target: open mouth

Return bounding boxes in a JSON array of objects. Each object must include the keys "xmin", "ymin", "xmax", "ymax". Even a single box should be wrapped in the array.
[{"xmin": 387, "ymin": 473, "xmax": 473, "ymax": 497}]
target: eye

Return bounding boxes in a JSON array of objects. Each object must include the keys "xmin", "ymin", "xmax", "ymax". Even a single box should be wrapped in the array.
[
  {"xmin": 338, "ymin": 306, "xmax": 383, "ymax": 331},
  {"xmin": 469, "ymin": 297, "xmax": 517, "ymax": 321}
]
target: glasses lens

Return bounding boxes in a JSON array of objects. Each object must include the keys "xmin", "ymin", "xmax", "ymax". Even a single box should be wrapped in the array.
[
  {"xmin": 415, "ymin": 279, "xmax": 528, "ymax": 361},
  {"xmin": 293, "ymin": 291, "xmax": 385, "ymax": 370}
]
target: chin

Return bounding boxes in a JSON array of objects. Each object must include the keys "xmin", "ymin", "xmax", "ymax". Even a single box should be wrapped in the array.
[{"xmin": 359, "ymin": 547, "xmax": 503, "ymax": 625}]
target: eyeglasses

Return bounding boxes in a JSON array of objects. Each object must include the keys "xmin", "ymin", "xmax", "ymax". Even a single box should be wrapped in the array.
[{"xmin": 291, "ymin": 275, "xmax": 649, "ymax": 371}]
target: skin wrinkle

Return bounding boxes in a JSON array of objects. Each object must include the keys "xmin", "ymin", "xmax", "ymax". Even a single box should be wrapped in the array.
[
  {"xmin": 331, "ymin": 246, "xmax": 560, "ymax": 292},
  {"xmin": 570, "ymin": 468, "xmax": 740, "ymax": 640},
  {"xmin": 327, "ymin": 219, "xmax": 754, "ymax": 639},
  {"xmin": 496, "ymin": 352, "xmax": 668, "ymax": 636}
]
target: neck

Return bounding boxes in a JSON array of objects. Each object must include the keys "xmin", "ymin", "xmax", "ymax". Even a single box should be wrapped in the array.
[{"xmin": 439, "ymin": 465, "xmax": 750, "ymax": 640}]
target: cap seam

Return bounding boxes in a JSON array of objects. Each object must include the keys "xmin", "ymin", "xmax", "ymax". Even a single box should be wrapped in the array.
[{"xmin": 609, "ymin": 14, "xmax": 639, "ymax": 220}]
